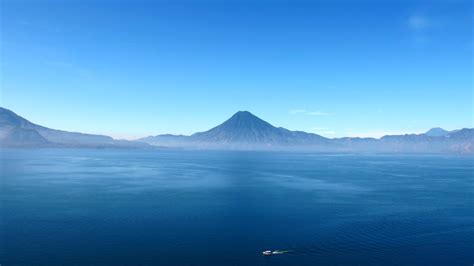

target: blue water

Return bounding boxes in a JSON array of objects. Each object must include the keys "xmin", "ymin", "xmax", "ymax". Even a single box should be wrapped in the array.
[{"xmin": 1, "ymin": 149, "xmax": 473, "ymax": 265}]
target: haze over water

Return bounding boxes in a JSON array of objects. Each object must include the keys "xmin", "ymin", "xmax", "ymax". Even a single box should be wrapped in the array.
[{"xmin": 1, "ymin": 149, "xmax": 473, "ymax": 265}]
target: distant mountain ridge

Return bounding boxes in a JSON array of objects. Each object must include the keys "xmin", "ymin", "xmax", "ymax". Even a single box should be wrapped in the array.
[
  {"xmin": 138, "ymin": 111, "xmax": 473, "ymax": 154},
  {"xmin": 1, "ymin": 107, "xmax": 472, "ymax": 153},
  {"xmin": 424, "ymin": 127, "xmax": 454, "ymax": 137},
  {"xmin": 0, "ymin": 107, "xmax": 149, "ymax": 148},
  {"xmin": 187, "ymin": 111, "xmax": 331, "ymax": 149}
]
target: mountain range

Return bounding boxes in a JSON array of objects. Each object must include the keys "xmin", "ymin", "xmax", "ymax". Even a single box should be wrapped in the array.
[
  {"xmin": 0, "ymin": 107, "xmax": 148, "ymax": 148},
  {"xmin": 138, "ymin": 110, "xmax": 473, "ymax": 153},
  {"xmin": 139, "ymin": 111, "xmax": 333, "ymax": 150},
  {"xmin": 1, "ymin": 107, "xmax": 472, "ymax": 153}
]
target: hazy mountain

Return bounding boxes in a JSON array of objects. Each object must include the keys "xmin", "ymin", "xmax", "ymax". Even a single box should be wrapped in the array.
[
  {"xmin": 191, "ymin": 111, "xmax": 283, "ymax": 143},
  {"xmin": 1, "ymin": 127, "xmax": 50, "ymax": 147},
  {"xmin": 138, "ymin": 134, "xmax": 191, "ymax": 147},
  {"xmin": 191, "ymin": 111, "xmax": 330, "ymax": 148},
  {"xmin": 425, "ymin": 127, "xmax": 450, "ymax": 137},
  {"xmin": 139, "ymin": 111, "xmax": 473, "ymax": 153},
  {"xmin": 446, "ymin": 128, "xmax": 473, "ymax": 140},
  {"xmin": 0, "ymin": 107, "xmax": 149, "ymax": 148},
  {"xmin": 2, "ymin": 107, "xmax": 472, "ymax": 153},
  {"xmin": 140, "ymin": 111, "xmax": 332, "ymax": 150},
  {"xmin": 374, "ymin": 129, "xmax": 474, "ymax": 153}
]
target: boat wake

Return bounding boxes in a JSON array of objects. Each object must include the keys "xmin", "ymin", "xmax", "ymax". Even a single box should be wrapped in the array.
[
  {"xmin": 271, "ymin": 250, "xmax": 293, "ymax": 255},
  {"xmin": 262, "ymin": 250, "xmax": 293, "ymax": 256}
]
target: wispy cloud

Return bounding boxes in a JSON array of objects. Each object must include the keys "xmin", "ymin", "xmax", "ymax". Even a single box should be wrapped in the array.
[
  {"xmin": 289, "ymin": 109, "xmax": 331, "ymax": 116},
  {"xmin": 406, "ymin": 14, "xmax": 436, "ymax": 44},
  {"xmin": 408, "ymin": 15, "xmax": 429, "ymax": 30},
  {"xmin": 306, "ymin": 111, "xmax": 330, "ymax": 116},
  {"xmin": 289, "ymin": 109, "xmax": 307, "ymax": 115}
]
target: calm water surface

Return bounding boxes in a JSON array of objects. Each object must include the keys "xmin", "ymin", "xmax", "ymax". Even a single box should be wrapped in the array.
[{"xmin": 1, "ymin": 149, "xmax": 473, "ymax": 265}]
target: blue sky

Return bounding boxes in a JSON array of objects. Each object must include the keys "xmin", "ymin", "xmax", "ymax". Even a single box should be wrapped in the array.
[{"xmin": 1, "ymin": 0, "xmax": 472, "ymax": 139}]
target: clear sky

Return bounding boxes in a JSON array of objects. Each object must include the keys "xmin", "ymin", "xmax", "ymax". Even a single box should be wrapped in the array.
[{"xmin": 1, "ymin": 0, "xmax": 472, "ymax": 139}]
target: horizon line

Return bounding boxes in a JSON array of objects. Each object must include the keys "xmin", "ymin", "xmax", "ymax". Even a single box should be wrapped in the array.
[{"xmin": 1, "ymin": 107, "xmax": 471, "ymax": 141}]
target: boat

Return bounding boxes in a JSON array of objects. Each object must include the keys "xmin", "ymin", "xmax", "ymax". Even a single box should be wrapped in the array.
[
  {"xmin": 263, "ymin": 249, "xmax": 292, "ymax": 256},
  {"xmin": 262, "ymin": 250, "xmax": 272, "ymax": 256}
]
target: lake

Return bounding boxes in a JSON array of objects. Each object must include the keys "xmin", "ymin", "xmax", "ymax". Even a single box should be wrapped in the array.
[{"xmin": 1, "ymin": 149, "xmax": 473, "ymax": 265}]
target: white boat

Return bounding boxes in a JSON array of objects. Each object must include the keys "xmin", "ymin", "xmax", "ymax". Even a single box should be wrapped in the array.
[
  {"xmin": 263, "ymin": 250, "xmax": 291, "ymax": 256},
  {"xmin": 262, "ymin": 250, "xmax": 272, "ymax": 256}
]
